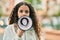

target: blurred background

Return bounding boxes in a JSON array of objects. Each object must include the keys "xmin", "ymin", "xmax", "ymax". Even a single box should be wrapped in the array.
[{"xmin": 0, "ymin": 0, "xmax": 60, "ymax": 40}]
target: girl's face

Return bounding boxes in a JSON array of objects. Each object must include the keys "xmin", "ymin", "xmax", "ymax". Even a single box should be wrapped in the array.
[{"xmin": 18, "ymin": 5, "xmax": 30, "ymax": 18}]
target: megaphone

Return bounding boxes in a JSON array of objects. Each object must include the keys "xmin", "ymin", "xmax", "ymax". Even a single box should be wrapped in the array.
[{"xmin": 18, "ymin": 16, "xmax": 32, "ymax": 30}]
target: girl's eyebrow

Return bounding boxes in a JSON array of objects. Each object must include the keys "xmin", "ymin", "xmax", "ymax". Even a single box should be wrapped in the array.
[{"xmin": 25, "ymin": 10, "xmax": 29, "ymax": 11}]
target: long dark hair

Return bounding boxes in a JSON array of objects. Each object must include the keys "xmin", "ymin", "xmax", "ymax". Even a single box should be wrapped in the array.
[{"xmin": 9, "ymin": 2, "xmax": 41, "ymax": 40}]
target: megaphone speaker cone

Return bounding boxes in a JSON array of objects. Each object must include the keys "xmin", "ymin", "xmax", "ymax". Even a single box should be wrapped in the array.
[{"xmin": 18, "ymin": 16, "xmax": 32, "ymax": 30}]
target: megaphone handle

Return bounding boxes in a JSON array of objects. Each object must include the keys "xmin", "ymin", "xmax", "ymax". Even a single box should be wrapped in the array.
[{"xmin": 17, "ymin": 29, "xmax": 24, "ymax": 37}]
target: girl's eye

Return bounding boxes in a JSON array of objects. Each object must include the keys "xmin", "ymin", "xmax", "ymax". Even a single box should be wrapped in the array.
[
  {"xmin": 25, "ymin": 10, "xmax": 29, "ymax": 13},
  {"xmin": 20, "ymin": 10, "xmax": 23, "ymax": 13}
]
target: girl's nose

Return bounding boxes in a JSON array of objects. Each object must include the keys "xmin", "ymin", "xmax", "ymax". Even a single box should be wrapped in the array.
[{"xmin": 22, "ymin": 12, "xmax": 27, "ymax": 16}]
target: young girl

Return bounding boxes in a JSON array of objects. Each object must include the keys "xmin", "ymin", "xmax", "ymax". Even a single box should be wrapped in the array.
[{"xmin": 3, "ymin": 2, "xmax": 41, "ymax": 40}]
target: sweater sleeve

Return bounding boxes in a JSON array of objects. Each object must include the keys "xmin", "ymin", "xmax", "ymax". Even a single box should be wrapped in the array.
[{"xmin": 3, "ymin": 25, "xmax": 19, "ymax": 40}]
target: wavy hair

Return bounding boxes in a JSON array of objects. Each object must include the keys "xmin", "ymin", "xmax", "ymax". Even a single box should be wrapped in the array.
[{"xmin": 9, "ymin": 2, "xmax": 41, "ymax": 40}]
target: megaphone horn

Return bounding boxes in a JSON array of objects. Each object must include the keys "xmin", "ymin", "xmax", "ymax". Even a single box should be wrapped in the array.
[{"xmin": 18, "ymin": 16, "xmax": 32, "ymax": 30}]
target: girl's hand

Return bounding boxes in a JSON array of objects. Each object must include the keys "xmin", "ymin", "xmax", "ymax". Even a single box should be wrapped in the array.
[{"xmin": 17, "ymin": 29, "xmax": 24, "ymax": 37}]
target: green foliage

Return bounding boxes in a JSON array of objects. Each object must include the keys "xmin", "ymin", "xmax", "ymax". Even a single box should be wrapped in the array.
[
  {"xmin": 53, "ymin": 6, "xmax": 60, "ymax": 17},
  {"xmin": 0, "ymin": 7, "xmax": 3, "ymax": 17},
  {"xmin": 0, "ymin": 12, "xmax": 3, "ymax": 17},
  {"xmin": 25, "ymin": 0, "xmax": 33, "ymax": 4},
  {"xmin": 25, "ymin": 0, "xmax": 41, "ymax": 4},
  {"xmin": 37, "ymin": 0, "xmax": 41, "ymax": 4},
  {"xmin": 54, "ymin": 10, "xmax": 60, "ymax": 17},
  {"xmin": 56, "ymin": 24, "xmax": 60, "ymax": 30}
]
